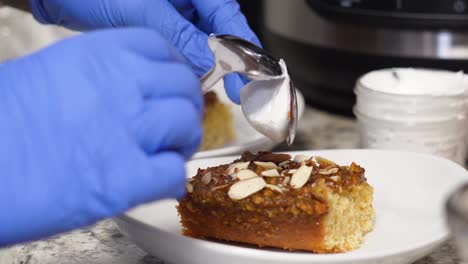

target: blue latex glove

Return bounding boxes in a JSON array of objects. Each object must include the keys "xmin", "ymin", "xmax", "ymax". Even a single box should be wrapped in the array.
[
  {"xmin": 0, "ymin": 28, "xmax": 203, "ymax": 246},
  {"xmin": 28, "ymin": 0, "xmax": 260, "ymax": 104}
]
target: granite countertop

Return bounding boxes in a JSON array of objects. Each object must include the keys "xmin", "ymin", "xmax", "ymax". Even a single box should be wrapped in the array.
[{"xmin": 0, "ymin": 107, "xmax": 462, "ymax": 264}]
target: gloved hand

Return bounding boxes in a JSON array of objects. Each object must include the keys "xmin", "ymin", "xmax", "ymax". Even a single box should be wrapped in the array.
[
  {"xmin": 0, "ymin": 28, "xmax": 202, "ymax": 246},
  {"xmin": 29, "ymin": 0, "xmax": 260, "ymax": 104}
]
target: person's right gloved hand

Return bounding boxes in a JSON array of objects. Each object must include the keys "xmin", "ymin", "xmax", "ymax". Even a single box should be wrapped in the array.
[
  {"xmin": 0, "ymin": 28, "xmax": 202, "ymax": 246},
  {"xmin": 28, "ymin": 0, "xmax": 260, "ymax": 104}
]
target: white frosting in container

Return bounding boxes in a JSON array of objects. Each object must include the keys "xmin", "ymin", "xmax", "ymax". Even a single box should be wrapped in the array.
[
  {"xmin": 360, "ymin": 68, "xmax": 468, "ymax": 96},
  {"xmin": 354, "ymin": 68, "xmax": 468, "ymax": 165}
]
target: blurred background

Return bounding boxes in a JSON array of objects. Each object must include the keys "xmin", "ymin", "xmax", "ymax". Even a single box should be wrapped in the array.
[
  {"xmin": 3, "ymin": 1, "xmax": 468, "ymax": 117},
  {"xmin": 239, "ymin": 0, "xmax": 468, "ymax": 115}
]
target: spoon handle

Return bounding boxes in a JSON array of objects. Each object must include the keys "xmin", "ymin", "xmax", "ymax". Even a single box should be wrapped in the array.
[{"xmin": 200, "ymin": 65, "xmax": 226, "ymax": 93}]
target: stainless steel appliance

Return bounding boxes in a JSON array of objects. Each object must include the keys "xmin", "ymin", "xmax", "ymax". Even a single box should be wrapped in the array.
[{"xmin": 251, "ymin": 0, "xmax": 468, "ymax": 115}]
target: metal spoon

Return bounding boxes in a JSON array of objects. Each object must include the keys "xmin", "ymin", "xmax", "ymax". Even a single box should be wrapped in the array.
[
  {"xmin": 200, "ymin": 34, "xmax": 297, "ymax": 146},
  {"xmin": 200, "ymin": 34, "xmax": 283, "ymax": 91}
]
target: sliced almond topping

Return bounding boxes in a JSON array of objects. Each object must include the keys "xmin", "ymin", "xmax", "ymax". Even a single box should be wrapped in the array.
[
  {"xmin": 290, "ymin": 165, "xmax": 313, "ymax": 189},
  {"xmin": 227, "ymin": 162, "xmax": 250, "ymax": 174},
  {"xmin": 265, "ymin": 184, "xmax": 283, "ymax": 193},
  {"xmin": 186, "ymin": 183, "xmax": 193, "ymax": 193},
  {"xmin": 287, "ymin": 169, "xmax": 297, "ymax": 174},
  {"xmin": 236, "ymin": 169, "xmax": 258, "ymax": 180},
  {"xmin": 201, "ymin": 172, "xmax": 212, "ymax": 185},
  {"xmin": 254, "ymin": 161, "xmax": 277, "ymax": 170},
  {"xmin": 211, "ymin": 184, "xmax": 230, "ymax": 191},
  {"xmin": 311, "ymin": 156, "xmax": 319, "ymax": 165},
  {"xmin": 261, "ymin": 169, "xmax": 280, "ymax": 177},
  {"xmin": 278, "ymin": 160, "xmax": 290, "ymax": 168},
  {"xmin": 228, "ymin": 177, "xmax": 266, "ymax": 200},
  {"xmin": 283, "ymin": 176, "xmax": 291, "ymax": 185},
  {"xmin": 316, "ymin": 156, "xmax": 337, "ymax": 167},
  {"xmin": 294, "ymin": 155, "xmax": 310, "ymax": 163},
  {"xmin": 319, "ymin": 167, "xmax": 339, "ymax": 175},
  {"xmin": 330, "ymin": 175, "xmax": 340, "ymax": 182}
]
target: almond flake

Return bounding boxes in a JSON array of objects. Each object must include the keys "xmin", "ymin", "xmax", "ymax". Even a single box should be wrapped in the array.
[
  {"xmin": 186, "ymin": 183, "xmax": 193, "ymax": 193},
  {"xmin": 311, "ymin": 156, "xmax": 319, "ymax": 165},
  {"xmin": 265, "ymin": 184, "xmax": 283, "ymax": 193},
  {"xmin": 294, "ymin": 155, "xmax": 310, "ymax": 163},
  {"xmin": 287, "ymin": 169, "xmax": 297, "ymax": 174},
  {"xmin": 236, "ymin": 169, "xmax": 258, "ymax": 180},
  {"xmin": 283, "ymin": 176, "xmax": 291, "ymax": 185},
  {"xmin": 330, "ymin": 176, "xmax": 340, "ymax": 182},
  {"xmin": 254, "ymin": 161, "xmax": 277, "ymax": 170},
  {"xmin": 316, "ymin": 156, "xmax": 337, "ymax": 167},
  {"xmin": 211, "ymin": 184, "xmax": 230, "ymax": 191},
  {"xmin": 261, "ymin": 169, "xmax": 280, "ymax": 177},
  {"xmin": 228, "ymin": 162, "xmax": 250, "ymax": 174},
  {"xmin": 228, "ymin": 177, "xmax": 266, "ymax": 200},
  {"xmin": 201, "ymin": 172, "xmax": 212, "ymax": 185},
  {"xmin": 319, "ymin": 167, "xmax": 339, "ymax": 175},
  {"xmin": 290, "ymin": 165, "xmax": 313, "ymax": 189}
]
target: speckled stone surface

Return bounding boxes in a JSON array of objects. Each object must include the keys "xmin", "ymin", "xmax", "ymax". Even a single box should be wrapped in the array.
[{"xmin": 0, "ymin": 107, "xmax": 462, "ymax": 264}]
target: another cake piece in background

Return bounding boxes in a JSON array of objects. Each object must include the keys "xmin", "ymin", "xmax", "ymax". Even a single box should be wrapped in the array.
[
  {"xmin": 200, "ymin": 91, "xmax": 235, "ymax": 151},
  {"xmin": 178, "ymin": 152, "xmax": 375, "ymax": 253}
]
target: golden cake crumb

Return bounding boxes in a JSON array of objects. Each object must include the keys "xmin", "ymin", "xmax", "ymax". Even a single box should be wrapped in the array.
[{"xmin": 200, "ymin": 92, "xmax": 235, "ymax": 151}]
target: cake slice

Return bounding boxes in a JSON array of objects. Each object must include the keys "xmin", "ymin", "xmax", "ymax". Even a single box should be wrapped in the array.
[
  {"xmin": 177, "ymin": 152, "xmax": 374, "ymax": 253},
  {"xmin": 200, "ymin": 91, "xmax": 235, "ymax": 151}
]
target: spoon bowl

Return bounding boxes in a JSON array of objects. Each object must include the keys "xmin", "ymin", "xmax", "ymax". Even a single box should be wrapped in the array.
[{"xmin": 200, "ymin": 34, "xmax": 298, "ymax": 146}]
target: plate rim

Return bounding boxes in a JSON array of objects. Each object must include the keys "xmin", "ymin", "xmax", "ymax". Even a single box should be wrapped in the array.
[
  {"xmin": 117, "ymin": 213, "xmax": 447, "ymax": 262},
  {"xmin": 118, "ymin": 149, "xmax": 468, "ymax": 262}
]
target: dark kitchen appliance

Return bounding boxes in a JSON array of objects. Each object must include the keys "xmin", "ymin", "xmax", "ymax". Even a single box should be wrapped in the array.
[{"xmin": 240, "ymin": 0, "xmax": 468, "ymax": 115}]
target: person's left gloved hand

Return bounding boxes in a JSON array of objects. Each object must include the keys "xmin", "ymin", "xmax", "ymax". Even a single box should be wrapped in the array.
[
  {"xmin": 0, "ymin": 28, "xmax": 203, "ymax": 245},
  {"xmin": 29, "ymin": 0, "xmax": 260, "ymax": 104}
]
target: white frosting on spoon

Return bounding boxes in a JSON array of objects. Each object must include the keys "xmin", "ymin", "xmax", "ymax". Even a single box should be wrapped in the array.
[{"xmin": 240, "ymin": 60, "xmax": 291, "ymax": 143}]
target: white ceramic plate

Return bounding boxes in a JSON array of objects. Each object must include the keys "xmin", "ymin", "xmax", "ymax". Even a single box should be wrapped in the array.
[
  {"xmin": 116, "ymin": 150, "xmax": 468, "ymax": 264},
  {"xmin": 193, "ymin": 83, "xmax": 306, "ymax": 159}
]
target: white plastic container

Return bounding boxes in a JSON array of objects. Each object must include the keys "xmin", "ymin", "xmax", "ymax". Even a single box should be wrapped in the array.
[{"xmin": 354, "ymin": 68, "xmax": 468, "ymax": 165}]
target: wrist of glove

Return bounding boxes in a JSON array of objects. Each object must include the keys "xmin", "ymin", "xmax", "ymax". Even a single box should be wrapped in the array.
[
  {"xmin": 28, "ymin": 0, "xmax": 261, "ymax": 104},
  {"xmin": 0, "ymin": 28, "xmax": 202, "ymax": 246}
]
